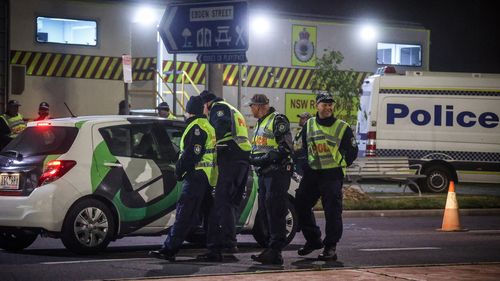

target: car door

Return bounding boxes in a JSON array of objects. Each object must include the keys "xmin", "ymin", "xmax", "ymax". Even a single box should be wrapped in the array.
[{"xmin": 92, "ymin": 121, "xmax": 180, "ymax": 235}]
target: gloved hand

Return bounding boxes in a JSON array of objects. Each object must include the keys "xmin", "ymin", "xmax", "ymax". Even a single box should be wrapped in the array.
[{"xmin": 175, "ymin": 171, "xmax": 186, "ymax": 182}]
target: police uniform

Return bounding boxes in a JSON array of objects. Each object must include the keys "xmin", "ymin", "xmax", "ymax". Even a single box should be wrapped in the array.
[
  {"xmin": 200, "ymin": 91, "xmax": 251, "ymax": 258},
  {"xmin": 0, "ymin": 100, "xmax": 27, "ymax": 149},
  {"xmin": 249, "ymin": 103, "xmax": 292, "ymax": 265},
  {"xmin": 157, "ymin": 102, "xmax": 177, "ymax": 120},
  {"xmin": 149, "ymin": 96, "xmax": 217, "ymax": 261},
  {"xmin": 34, "ymin": 102, "xmax": 51, "ymax": 121},
  {"xmin": 295, "ymin": 94, "xmax": 358, "ymax": 261}
]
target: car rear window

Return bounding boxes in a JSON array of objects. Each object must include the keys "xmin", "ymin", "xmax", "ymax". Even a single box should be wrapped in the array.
[{"xmin": 1, "ymin": 126, "xmax": 79, "ymax": 156}]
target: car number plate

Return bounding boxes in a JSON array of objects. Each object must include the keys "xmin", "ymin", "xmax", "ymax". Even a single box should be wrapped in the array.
[{"xmin": 0, "ymin": 173, "xmax": 20, "ymax": 190}]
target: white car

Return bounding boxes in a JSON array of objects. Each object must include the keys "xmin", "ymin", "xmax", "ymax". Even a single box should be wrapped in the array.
[{"xmin": 0, "ymin": 116, "xmax": 297, "ymax": 254}]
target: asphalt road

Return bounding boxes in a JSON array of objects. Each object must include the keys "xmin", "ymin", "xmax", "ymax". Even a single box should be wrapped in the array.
[{"xmin": 1, "ymin": 215, "xmax": 499, "ymax": 281}]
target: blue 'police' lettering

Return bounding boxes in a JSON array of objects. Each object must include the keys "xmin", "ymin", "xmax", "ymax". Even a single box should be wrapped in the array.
[
  {"xmin": 387, "ymin": 104, "xmax": 408, "ymax": 124},
  {"xmin": 411, "ymin": 110, "xmax": 431, "ymax": 126},
  {"xmin": 386, "ymin": 103, "xmax": 499, "ymax": 128}
]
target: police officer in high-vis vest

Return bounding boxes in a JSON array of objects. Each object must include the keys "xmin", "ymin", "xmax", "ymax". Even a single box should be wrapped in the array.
[
  {"xmin": 295, "ymin": 93, "xmax": 358, "ymax": 261},
  {"xmin": 292, "ymin": 111, "xmax": 312, "ymax": 177},
  {"xmin": 149, "ymin": 96, "xmax": 217, "ymax": 261},
  {"xmin": 198, "ymin": 90, "xmax": 251, "ymax": 261},
  {"xmin": 0, "ymin": 100, "xmax": 27, "ymax": 149},
  {"xmin": 248, "ymin": 94, "xmax": 293, "ymax": 265},
  {"xmin": 156, "ymin": 102, "xmax": 177, "ymax": 120}
]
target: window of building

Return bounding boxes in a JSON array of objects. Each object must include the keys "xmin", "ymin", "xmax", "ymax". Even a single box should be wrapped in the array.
[
  {"xmin": 376, "ymin": 43, "xmax": 421, "ymax": 67},
  {"xmin": 36, "ymin": 16, "xmax": 97, "ymax": 46}
]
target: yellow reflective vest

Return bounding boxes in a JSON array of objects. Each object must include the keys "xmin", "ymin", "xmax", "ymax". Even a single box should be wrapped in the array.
[
  {"xmin": 212, "ymin": 100, "xmax": 251, "ymax": 152},
  {"xmin": 251, "ymin": 112, "xmax": 279, "ymax": 155},
  {"xmin": 306, "ymin": 117, "xmax": 349, "ymax": 174},
  {"xmin": 180, "ymin": 118, "xmax": 218, "ymax": 186},
  {"xmin": 1, "ymin": 113, "xmax": 26, "ymax": 138}
]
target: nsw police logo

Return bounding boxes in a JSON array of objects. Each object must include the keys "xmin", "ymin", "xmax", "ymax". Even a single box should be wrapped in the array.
[
  {"xmin": 278, "ymin": 123, "xmax": 286, "ymax": 133},
  {"xmin": 217, "ymin": 110, "xmax": 224, "ymax": 117},
  {"xmin": 194, "ymin": 128, "xmax": 200, "ymax": 136},
  {"xmin": 194, "ymin": 144, "xmax": 202, "ymax": 154}
]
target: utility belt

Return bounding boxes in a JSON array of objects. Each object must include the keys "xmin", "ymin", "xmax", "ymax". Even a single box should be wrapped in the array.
[{"xmin": 255, "ymin": 159, "xmax": 293, "ymax": 176}]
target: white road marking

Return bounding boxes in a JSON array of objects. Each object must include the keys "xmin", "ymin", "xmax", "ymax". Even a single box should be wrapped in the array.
[
  {"xmin": 359, "ymin": 247, "xmax": 441, "ymax": 252},
  {"xmin": 468, "ymin": 229, "xmax": 500, "ymax": 234},
  {"xmin": 41, "ymin": 257, "xmax": 151, "ymax": 265}
]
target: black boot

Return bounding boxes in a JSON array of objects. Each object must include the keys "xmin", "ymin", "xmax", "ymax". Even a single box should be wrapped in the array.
[
  {"xmin": 251, "ymin": 249, "xmax": 283, "ymax": 265},
  {"xmin": 148, "ymin": 248, "xmax": 176, "ymax": 261},
  {"xmin": 318, "ymin": 247, "xmax": 337, "ymax": 261},
  {"xmin": 196, "ymin": 251, "xmax": 223, "ymax": 262},
  {"xmin": 297, "ymin": 241, "xmax": 323, "ymax": 256}
]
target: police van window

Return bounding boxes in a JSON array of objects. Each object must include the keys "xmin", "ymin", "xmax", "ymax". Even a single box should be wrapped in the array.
[
  {"xmin": 36, "ymin": 16, "xmax": 97, "ymax": 46},
  {"xmin": 377, "ymin": 43, "xmax": 421, "ymax": 67}
]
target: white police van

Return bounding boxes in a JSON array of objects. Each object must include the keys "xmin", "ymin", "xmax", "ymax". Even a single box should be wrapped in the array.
[
  {"xmin": 0, "ymin": 116, "xmax": 297, "ymax": 253},
  {"xmin": 357, "ymin": 70, "xmax": 500, "ymax": 192}
]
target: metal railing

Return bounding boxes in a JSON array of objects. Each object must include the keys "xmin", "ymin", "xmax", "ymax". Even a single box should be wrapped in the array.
[{"xmin": 155, "ymin": 70, "xmax": 201, "ymax": 113}]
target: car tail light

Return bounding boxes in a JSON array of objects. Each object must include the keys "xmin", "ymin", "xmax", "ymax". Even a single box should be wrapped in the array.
[
  {"xmin": 38, "ymin": 160, "xmax": 77, "ymax": 187},
  {"xmin": 366, "ymin": 131, "xmax": 377, "ymax": 157},
  {"xmin": 36, "ymin": 122, "xmax": 51, "ymax": 126}
]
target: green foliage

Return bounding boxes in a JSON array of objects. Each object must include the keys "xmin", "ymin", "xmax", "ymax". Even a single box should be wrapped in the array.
[{"xmin": 309, "ymin": 49, "xmax": 360, "ymax": 124}]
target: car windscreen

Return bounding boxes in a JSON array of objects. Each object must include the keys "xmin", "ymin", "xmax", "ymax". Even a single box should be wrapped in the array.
[{"xmin": 1, "ymin": 126, "xmax": 79, "ymax": 157}]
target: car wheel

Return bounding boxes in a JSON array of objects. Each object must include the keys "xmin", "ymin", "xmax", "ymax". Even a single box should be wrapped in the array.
[
  {"xmin": 420, "ymin": 165, "xmax": 452, "ymax": 193},
  {"xmin": 252, "ymin": 198, "xmax": 298, "ymax": 248},
  {"xmin": 61, "ymin": 199, "xmax": 115, "ymax": 254},
  {"xmin": 0, "ymin": 230, "xmax": 38, "ymax": 252}
]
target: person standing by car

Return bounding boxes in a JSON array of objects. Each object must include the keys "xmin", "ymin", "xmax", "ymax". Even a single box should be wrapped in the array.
[
  {"xmin": 292, "ymin": 111, "xmax": 312, "ymax": 177},
  {"xmin": 149, "ymin": 96, "xmax": 218, "ymax": 261},
  {"xmin": 34, "ymin": 102, "xmax": 51, "ymax": 121},
  {"xmin": 156, "ymin": 101, "xmax": 177, "ymax": 120},
  {"xmin": 197, "ymin": 90, "xmax": 251, "ymax": 260},
  {"xmin": 118, "ymin": 100, "xmax": 131, "ymax": 115},
  {"xmin": 295, "ymin": 92, "xmax": 358, "ymax": 261},
  {"xmin": 248, "ymin": 94, "xmax": 292, "ymax": 265},
  {"xmin": 0, "ymin": 100, "xmax": 27, "ymax": 149}
]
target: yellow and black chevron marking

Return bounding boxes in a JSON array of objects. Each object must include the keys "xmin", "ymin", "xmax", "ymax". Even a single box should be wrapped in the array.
[
  {"xmin": 10, "ymin": 50, "xmax": 370, "ymax": 89},
  {"xmin": 161, "ymin": 60, "xmax": 206, "ymax": 85},
  {"xmin": 223, "ymin": 64, "xmax": 370, "ymax": 89},
  {"xmin": 10, "ymin": 50, "xmax": 156, "ymax": 81}
]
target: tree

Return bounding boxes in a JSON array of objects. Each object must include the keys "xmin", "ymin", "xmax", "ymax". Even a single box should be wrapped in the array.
[{"xmin": 309, "ymin": 49, "xmax": 360, "ymax": 124}]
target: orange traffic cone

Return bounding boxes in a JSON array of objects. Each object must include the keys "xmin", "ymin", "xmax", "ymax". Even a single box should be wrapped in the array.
[{"xmin": 437, "ymin": 181, "xmax": 467, "ymax": 232}]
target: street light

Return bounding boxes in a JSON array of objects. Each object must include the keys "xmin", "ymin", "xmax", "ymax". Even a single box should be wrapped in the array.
[{"xmin": 360, "ymin": 24, "xmax": 377, "ymax": 41}]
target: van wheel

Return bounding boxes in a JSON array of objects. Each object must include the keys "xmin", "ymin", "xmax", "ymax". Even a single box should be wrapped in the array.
[
  {"xmin": 252, "ymin": 198, "xmax": 298, "ymax": 248},
  {"xmin": 0, "ymin": 230, "xmax": 38, "ymax": 252},
  {"xmin": 420, "ymin": 165, "xmax": 451, "ymax": 193},
  {"xmin": 61, "ymin": 199, "xmax": 115, "ymax": 254}
]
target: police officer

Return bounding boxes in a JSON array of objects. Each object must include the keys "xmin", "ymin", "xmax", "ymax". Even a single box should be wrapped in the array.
[
  {"xmin": 292, "ymin": 111, "xmax": 312, "ymax": 177},
  {"xmin": 34, "ymin": 102, "xmax": 51, "ymax": 121},
  {"xmin": 295, "ymin": 93, "xmax": 358, "ymax": 261},
  {"xmin": 198, "ymin": 90, "xmax": 251, "ymax": 260},
  {"xmin": 0, "ymin": 100, "xmax": 27, "ymax": 148},
  {"xmin": 149, "ymin": 96, "xmax": 217, "ymax": 261},
  {"xmin": 156, "ymin": 101, "xmax": 177, "ymax": 120},
  {"xmin": 248, "ymin": 94, "xmax": 293, "ymax": 265}
]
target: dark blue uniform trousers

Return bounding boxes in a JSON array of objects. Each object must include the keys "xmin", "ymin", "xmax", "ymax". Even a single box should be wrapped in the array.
[
  {"xmin": 258, "ymin": 169, "xmax": 291, "ymax": 251},
  {"xmin": 163, "ymin": 170, "xmax": 212, "ymax": 253},
  {"xmin": 295, "ymin": 170, "xmax": 343, "ymax": 248},
  {"xmin": 207, "ymin": 157, "xmax": 249, "ymax": 250}
]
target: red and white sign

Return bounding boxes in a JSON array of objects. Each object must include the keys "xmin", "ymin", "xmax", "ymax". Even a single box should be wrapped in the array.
[{"xmin": 122, "ymin": 54, "xmax": 133, "ymax": 83}]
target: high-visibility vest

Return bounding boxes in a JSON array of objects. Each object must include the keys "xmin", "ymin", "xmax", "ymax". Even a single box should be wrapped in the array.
[
  {"xmin": 180, "ymin": 118, "xmax": 218, "ymax": 186},
  {"xmin": 1, "ymin": 113, "xmax": 26, "ymax": 138},
  {"xmin": 251, "ymin": 112, "xmax": 279, "ymax": 155},
  {"xmin": 166, "ymin": 113, "xmax": 177, "ymax": 120},
  {"xmin": 212, "ymin": 100, "xmax": 251, "ymax": 152},
  {"xmin": 306, "ymin": 117, "xmax": 349, "ymax": 174}
]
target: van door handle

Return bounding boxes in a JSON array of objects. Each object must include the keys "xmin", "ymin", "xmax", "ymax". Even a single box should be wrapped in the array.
[{"xmin": 104, "ymin": 162, "xmax": 123, "ymax": 168}]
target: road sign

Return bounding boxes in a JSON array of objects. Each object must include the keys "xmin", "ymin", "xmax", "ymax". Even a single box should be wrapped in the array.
[
  {"xmin": 122, "ymin": 54, "xmax": 132, "ymax": 83},
  {"xmin": 158, "ymin": 1, "xmax": 249, "ymax": 54},
  {"xmin": 197, "ymin": 52, "xmax": 247, "ymax": 64}
]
